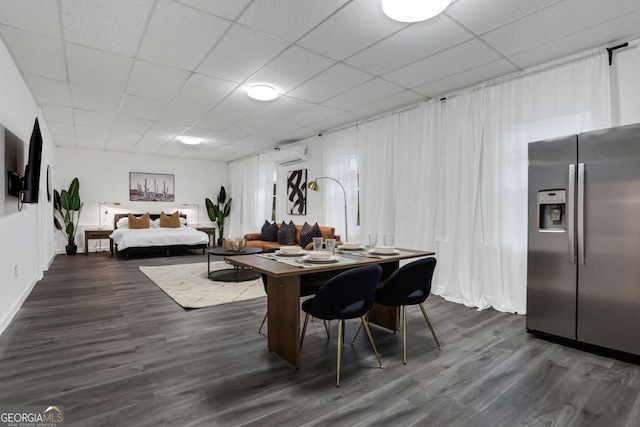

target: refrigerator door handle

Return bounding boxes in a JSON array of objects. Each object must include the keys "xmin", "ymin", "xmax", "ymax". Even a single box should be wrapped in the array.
[
  {"xmin": 577, "ymin": 163, "xmax": 585, "ymax": 265},
  {"xmin": 568, "ymin": 164, "xmax": 576, "ymax": 264}
]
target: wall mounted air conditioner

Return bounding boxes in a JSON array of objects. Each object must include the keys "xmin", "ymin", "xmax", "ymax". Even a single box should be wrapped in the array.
[{"xmin": 275, "ymin": 145, "xmax": 308, "ymax": 166}]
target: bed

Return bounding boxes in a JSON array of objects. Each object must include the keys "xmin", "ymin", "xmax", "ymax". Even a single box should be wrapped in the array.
[{"xmin": 110, "ymin": 213, "xmax": 209, "ymax": 259}]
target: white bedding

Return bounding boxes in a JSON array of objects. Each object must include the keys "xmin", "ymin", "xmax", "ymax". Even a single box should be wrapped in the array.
[{"xmin": 110, "ymin": 226, "xmax": 209, "ymax": 250}]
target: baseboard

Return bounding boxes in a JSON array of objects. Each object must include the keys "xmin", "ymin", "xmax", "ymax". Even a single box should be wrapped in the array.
[{"xmin": 0, "ymin": 274, "xmax": 39, "ymax": 338}]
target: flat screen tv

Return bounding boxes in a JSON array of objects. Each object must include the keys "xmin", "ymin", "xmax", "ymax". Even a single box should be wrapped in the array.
[{"xmin": 21, "ymin": 118, "xmax": 43, "ymax": 204}]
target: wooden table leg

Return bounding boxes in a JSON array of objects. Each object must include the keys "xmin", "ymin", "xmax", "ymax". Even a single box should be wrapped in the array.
[{"xmin": 267, "ymin": 275, "xmax": 301, "ymax": 368}]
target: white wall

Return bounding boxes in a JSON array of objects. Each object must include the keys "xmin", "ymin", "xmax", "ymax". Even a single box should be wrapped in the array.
[
  {"xmin": 276, "ymin": 136, "xmax": 326, "ymax": 227},
  {"xmin": 55, "ymin": 148, "xmax": 228, "ymax": 253},
  {"xmin": 0, "ymin": 38, "xmax": 56, "ymax": 335},
  {"xmin": 611, "ymin": 37, "xmax": 640, "ymax": 126}
]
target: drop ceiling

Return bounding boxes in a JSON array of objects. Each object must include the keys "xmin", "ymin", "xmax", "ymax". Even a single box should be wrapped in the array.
[{"xmin": 1, "ymin": 0, "xmax": 639, "ymax": 162}]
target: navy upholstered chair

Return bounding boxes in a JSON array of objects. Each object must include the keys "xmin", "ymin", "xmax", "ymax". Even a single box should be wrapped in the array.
[
  {"xmin": 300, "ymin": 264, "xmax": 383, "ymax": 386},
  {"xmin": 353, "ymin": 257, "xmax": 440, "ymax": 364}
]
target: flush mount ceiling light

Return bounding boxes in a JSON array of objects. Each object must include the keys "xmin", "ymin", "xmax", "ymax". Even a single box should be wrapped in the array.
[
  {"xmin": 381, "ymin": 0, "xmax": 451, "ymax": 22},
  {"xmin": 178, "ymin": 136, "xmax": 202, "ymax": 145},
  {"xmin": 247, "ymin": 85, "xmax": 278, "ymax": 101}
]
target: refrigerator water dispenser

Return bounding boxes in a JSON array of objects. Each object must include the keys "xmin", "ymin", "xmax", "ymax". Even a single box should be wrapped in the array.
[{"xmin": 539, "ymin": 190, "xmax": 566, "ymax": 231}]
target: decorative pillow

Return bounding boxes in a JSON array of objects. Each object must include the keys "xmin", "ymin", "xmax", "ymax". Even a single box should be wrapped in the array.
[
  {"xmin": 128, "ymin": 213, "xmax": 150, "ymax": 229},
  {"xmin": 277, "ymin": 221, "xmax": 297, "ymax": 245},
  {"xmin": 159, "ymin": 211, "xmax": 181, "ymax": 228},
  {"xmin": 116, "ymin": 217, "xmax": 129, "ymax": 229},
  {"xmin": 260, "ymin": 220, "xmax": 278, "ymax": 242},
  {"xmin": 300, "ymin": 222, "xmax": 323, "ymax": 248}
]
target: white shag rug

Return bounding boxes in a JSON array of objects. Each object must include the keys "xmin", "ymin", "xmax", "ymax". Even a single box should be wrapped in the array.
[{"xmin": 139, "ymin": 261, "xmax": 265, "ymax": 309}]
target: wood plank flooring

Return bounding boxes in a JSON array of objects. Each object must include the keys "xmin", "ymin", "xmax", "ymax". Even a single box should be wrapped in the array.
[{"xmin": 1, "ymin": 252, "xmax": 639, "ymax": 426}]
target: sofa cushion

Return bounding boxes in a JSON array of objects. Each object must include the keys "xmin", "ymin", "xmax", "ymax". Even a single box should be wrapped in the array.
[
  {"xmin": 260, "ymin": 220, "xmax": 278, "ymax": 242},
  {"xmin": 277, "ymin": 221, "xmax": 297, "ymax": 245},
  {"xmin": 300, "ymin": 222, "xmax": 323, "ymax": 248}
]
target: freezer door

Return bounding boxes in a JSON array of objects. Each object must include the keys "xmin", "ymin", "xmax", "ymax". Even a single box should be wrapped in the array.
[
  {"xmin": 527, "ymin": 135, "xmax": 578, "ymax": 339},
  {"xmin": 578, "ymin": 123, "xmax": 640, "ymax": 355}
]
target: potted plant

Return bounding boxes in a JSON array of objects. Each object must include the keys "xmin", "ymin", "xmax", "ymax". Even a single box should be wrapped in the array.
[
  {"xmin": 206, "ymin": 186, "xmax": 231, "ymax": 246},
  {"xmin": 53, "ymin": 177, "xmax": 83, "ymax": 255}
]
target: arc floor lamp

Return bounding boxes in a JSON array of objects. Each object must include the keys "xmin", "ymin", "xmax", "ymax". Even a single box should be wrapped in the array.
[{"xmin": 306, "ymin": 177, "xmax": 348, "ymax": 241}]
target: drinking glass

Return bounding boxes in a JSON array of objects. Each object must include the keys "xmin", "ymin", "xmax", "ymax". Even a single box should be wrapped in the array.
[
  {"xmin": 313, "ymin": 237, "xmax": 324, "ymax": 251},
  {"xmin": 368, "ymin": 234, "xmax": 378, "ymax": 247},
  {"xmin": 325, "ymin": 238, "xmax": 336, "ymax": 254},
  {"xmin": 383, "ymin": 235, "xmax": 394, "ymax": 246}
]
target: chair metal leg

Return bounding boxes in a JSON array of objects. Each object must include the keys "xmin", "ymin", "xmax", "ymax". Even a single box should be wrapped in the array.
[
  {"xmin": 402, "ymin": 306, "xmax": 407, "ymax": 364},
  {"xmin": 350, "ymin": 319, "xmax": 363, "ymax": 344},
  {"xmin": 361, "ymin": 316, "xmax": 383, "ymax": 369},
  {"xmin": 336, "ymin": 319, "xmax": 343, "ymax": 387},
  {"xmin": 300, "ymin": 313, "xmax": 310, "ymax": 350},
  {"xmin": 419, "ymin": 303, "xmax": 441, "ymax": 350},
  {"xmin": 258, "ymin": 312, "xmax": 267, "ymax": 334}
]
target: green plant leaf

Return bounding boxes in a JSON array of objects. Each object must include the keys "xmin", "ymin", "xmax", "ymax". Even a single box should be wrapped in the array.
[
  {"xmin": 219, "ymin": 186, "xmax": 226, "ymax": 204},
  {"xmin": 54, "ymin": 216, "xmax": 62, "ymax": 231},
  {"xmin": 68, "ymin": 177, "xmax": 79, "ymax": 197},
  {"xmin": 53, "ymin": 190, "xmax": 61, "ymax": 210}
]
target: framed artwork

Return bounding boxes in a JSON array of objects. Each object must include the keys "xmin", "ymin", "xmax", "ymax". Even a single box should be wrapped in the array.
[
  {"xmin": 130, "ymin": 172, "xmax": 175, "ymax": 202},
  {"xmin": 287, "ymin": 169, "xmax": 307, "ymax": 215}
]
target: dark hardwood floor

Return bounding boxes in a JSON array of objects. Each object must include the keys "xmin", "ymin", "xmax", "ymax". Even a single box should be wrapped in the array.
[{"xmin": 1, "ymin": 252, "xmax": 639, "ymax": 426}]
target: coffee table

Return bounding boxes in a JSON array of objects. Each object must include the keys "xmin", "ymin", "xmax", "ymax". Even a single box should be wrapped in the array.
[{"xmin": 207, "ymin": 247, "xmax": 263, "ymax": 282}]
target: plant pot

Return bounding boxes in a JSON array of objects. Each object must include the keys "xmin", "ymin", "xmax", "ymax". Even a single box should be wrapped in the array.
[{"xmin": 65, "ymin": 245, "xmax": 77, "ymax": 255}]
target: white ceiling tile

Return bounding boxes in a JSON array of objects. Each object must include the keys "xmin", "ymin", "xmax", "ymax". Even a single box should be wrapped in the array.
[
  {"xmin": 344, "ymin": 14, "xmax": 472, "ymax": 75},
  {"xmin": 172, "ymin": 74, "xmax": 237, "ymax": 110},
  {"xmin": 225, "ymin": 117, "xmax": 276, "ymax": 136},
  {"xmin": 413, "ymin": 59, "xmax": 519, "ymax": 98},
  {"xmin": 73, "ymin": 109, "xmax": 115, "ymax": 127},
  {"xmin": 298, "ymin": 0, "xmax": 408, "ymax": 61},
  {"xmin": 146, "ymin": 123, "xmax": 189, "ymax": 137},
  {"xmin": 278, "ymin": 127, "xmax": 322, "ymax": 142},
  {"xmin": 75, "ymin": 124, "xmax": 109, "ymax": 139},
  {"xmin": 239, "ymin": 0, "xmax": 349, "ymax": 43},
  {"xmin": 129, "ymin": 144, "xmax": 160, "ymax": 155},
  {"xmin": 211, "ymin": 131, "xmax": 246, "ymax": 144},
  {"xmin": 179, "ymin": 127, "xmax": 218, "ymax": 140},
  {"xmin": 286, "ymin": 105, "xmax": 345, "ymax": 129},
  {"xmin": 52, "ymin": 135, "xmax": 76, "ymax": 148},
  {"xmin": 119, "ymin": 95, "xmax": 168, "ymax": 121},
  {"xmin": 384, "ymin": 39, "xmax": 501, "ymax": 89},
  {"xmin": 75, "ymin": 137, "xmax": 106, "ymax": 149},
  {"xmin": 322, "ymin": 78, "xmax": 405, "ymax": 111},
  {"xmin": 156, "ymin": 144, "xmax": 187, "ymax": 157},
  {"xmin": 197, "ymin": 24, "xmax": 289, "ymax": 83},
  {"xmin": 159, "ymin": 103, "xmax": 208, "ymax": 126},
  {"xmin": 66, "ymin": 44, "xmax": 133, "ymax": 91},
  {"xmin": 137, "ymin": 134, "xmax": 172, "ymax": 145},
  {"xmin": 256, "ymin": 96, "xmax": 315, "ymax": 122},
  {"xmin": 108, "ymin": 129, "xmax": 143, "ymax": 143},
  {"xmin": 137, "ymin": 0, "xmax": 230, "ymax": 70},
  {"xmin": 307, "ymin": 112, "xmax": 362, "ymax": 133},
  {"xmin": 71, "ymin": 84, "xmax": 122, "ymax": 115},
  {"xmin": 25, "ymin": 76, "xmax": 72, "ymax": 107},
  {"xmin": 106, "ymin": 139, "xmax": 135, "ymax": 150},
  {"xmin": 61, "ymin": 0, "xmax": 154, "ymax": 56},
  {"xmin": 112, "ymin": 116, "xmax": 153, "ymax": 133},
  {"xmin": 212, "ymin": 87, "xmax": 270, "ymax": 115},
  {"xmin": 196, "ymin": 111, "xmax": 243, "ymax": 131},
  {"xmin": 125, "ymin": 60, "xmax": 191, "ymax": 101},
  {"xmin": 0, "ymin": 0, "xmax": 60, "ymax": 38},
  {"xmin": 481, "ymin": 0, "xmax": 640, "ymax": 57},
  {"xmin": 42, "ymin": 105, "xmax": 73, "ymax": 124},
  {"xmin": 245, "ymin": 46, "xmax": 335, "ymax": 94},
  {"xmin": 48, "ymin": 122, "xmax": 75, "ymax": 136},
  {"xmin": 446, "ymin": 0, "xmax": 560, "ymax": 35},
  {"xmin": 0, "ymin": 26, "xmax": 66, "ymax": 80},
  {"xmin": 352, "ymin": 90, "xmax": 427, "ymax": 117},
  {"xmin": 215, "ymin": 144, "xmax": 245, "ymax": 154},
  {"xmin": 288, "ymin": 63, "xmax": 372, "ymax": 103},
  {"xmin": 174, "ymin": 0, "xmax": 253, "ymax": 20}
]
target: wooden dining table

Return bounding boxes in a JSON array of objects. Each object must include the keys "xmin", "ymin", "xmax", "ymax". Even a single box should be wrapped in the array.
[{"xmin": 224, "ymin": 248, "xmax": 436, "ymax": 368}]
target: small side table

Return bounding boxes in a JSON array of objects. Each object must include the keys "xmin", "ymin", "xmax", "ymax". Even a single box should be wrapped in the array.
[
  {"xmin": 196, "ymin": 226, "xmax": 216, "ymax": 247},
  {"xmin": 207, "ymin": 247, "xmax": 262, "ymax": 282},
  {"xmin": 84, "ymin": 229, "xmax": 114, "ymax": 256}
]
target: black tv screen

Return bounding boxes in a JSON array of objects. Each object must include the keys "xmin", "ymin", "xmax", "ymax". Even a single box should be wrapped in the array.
[{"xmin": 21, "ymin": 118, "xmax": 42, "ymax": 204}]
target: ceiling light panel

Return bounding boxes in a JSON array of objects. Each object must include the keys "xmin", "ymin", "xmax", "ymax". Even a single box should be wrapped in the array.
[
  {"xmin": 381, "ymin": 0, "xmax": 451, "ymax": 23},
  {"xmin": 247, "ymin": 85, "xmax": 278, "ymax": 101}
]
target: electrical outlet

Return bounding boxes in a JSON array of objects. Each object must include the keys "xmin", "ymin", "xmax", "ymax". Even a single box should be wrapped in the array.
[{"xmin": 14, "ymin": 265, "xmax": 18, "ymax": 277}]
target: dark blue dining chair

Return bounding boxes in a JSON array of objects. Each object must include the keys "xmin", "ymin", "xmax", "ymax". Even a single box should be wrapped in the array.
[
  {"xmin": 352, "ymin": 257, "xmax": 440, "ymax": 364},
  {"xmin": 299, "ymin": 264, "xmax": 383, "ymax": 386}
]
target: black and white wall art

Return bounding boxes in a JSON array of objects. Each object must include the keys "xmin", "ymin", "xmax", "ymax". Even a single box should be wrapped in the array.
[{"xmin": 287, "ymin": 169, "xmax": 307, "ymax": 215}]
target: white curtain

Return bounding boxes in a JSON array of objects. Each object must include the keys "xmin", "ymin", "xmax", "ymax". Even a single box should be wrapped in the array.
[
  {"xmin": 256, "ymin": 150, "xmax": 276, "ymax": 224},
  {"xmin": 227, "ymin": 156, "xmax": 258, "ymax": 239},
  {"xmin": 321, "ymin": 50, "xmax": 611, "ymax": 313}
]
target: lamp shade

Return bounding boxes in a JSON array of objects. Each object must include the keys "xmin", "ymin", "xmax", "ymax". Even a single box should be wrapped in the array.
[{"xmin": 381, "ymin": 0, "xmax": 451, "ymax": 22}]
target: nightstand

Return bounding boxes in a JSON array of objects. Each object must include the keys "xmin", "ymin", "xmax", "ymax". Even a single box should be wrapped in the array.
[
  {"xmin": 84, "ymin": 229, "xmax": 114, "ymax": 255},
  {"xmin": 196, "ymin": 226, "xmax": 216, "ymax": 247}
]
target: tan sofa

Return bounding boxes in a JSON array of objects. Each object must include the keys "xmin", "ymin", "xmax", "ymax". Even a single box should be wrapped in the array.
[{"xmin": 244, "ymin": 224, "xmax": 340, "ymax": 251}]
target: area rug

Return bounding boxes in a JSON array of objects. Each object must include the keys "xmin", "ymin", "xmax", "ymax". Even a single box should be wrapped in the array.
[{"xmin": 139, "ymin": 261, "xmax": 265, "ymax": 309}]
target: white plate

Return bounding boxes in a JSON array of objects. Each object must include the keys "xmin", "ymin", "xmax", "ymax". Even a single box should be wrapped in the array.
[
  {"xmin": 275, "ymin": 250, "xmax": 305, "ymax": 257},
  {"xmin": 302, "ymin": 255, "xmax": 339, "ymax": 264},
  {"xmin": 369, "ymin": 250, "xmax": 401, "ymax": 256},
  {"xmin": 337, "ymin": 245, "xmax": 365, "ymax": 251}
]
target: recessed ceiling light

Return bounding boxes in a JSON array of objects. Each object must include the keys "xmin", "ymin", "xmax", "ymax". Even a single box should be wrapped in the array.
[
  {"xmin": 381, "ymin": 0, "xmax": 451, "ymax": 22},
  {"xmin": 247, "ymin": 85, "xmax": 278, "ymax": 101},
  {"xmin": 178, "ymin": 136, "xmax": 202, "ymax": 145}
]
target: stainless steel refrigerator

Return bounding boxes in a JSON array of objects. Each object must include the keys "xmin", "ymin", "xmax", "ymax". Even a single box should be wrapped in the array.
[{"xmin": 527, "ymin": 122, "xmax": 640, "ymax": 356}]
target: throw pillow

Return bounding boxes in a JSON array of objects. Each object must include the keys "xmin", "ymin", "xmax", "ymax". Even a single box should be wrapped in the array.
[
  {"xmin": 277, "ymin": 221, "xmax": 297, "ymax": 245},
  {"xmin": 260, "ymin": 220, "xmax": 278, "ymax": 242},
  {"xmin": 160, "ymin": 211, "xmax": 181, "ymax": 228},
  {"xmin": 128, "ymin": 213, "xmax": 150, "ymax": 229},
  {"xmin": 300, "ymin": 222, "xmax": 322, "ymax": 248}
]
